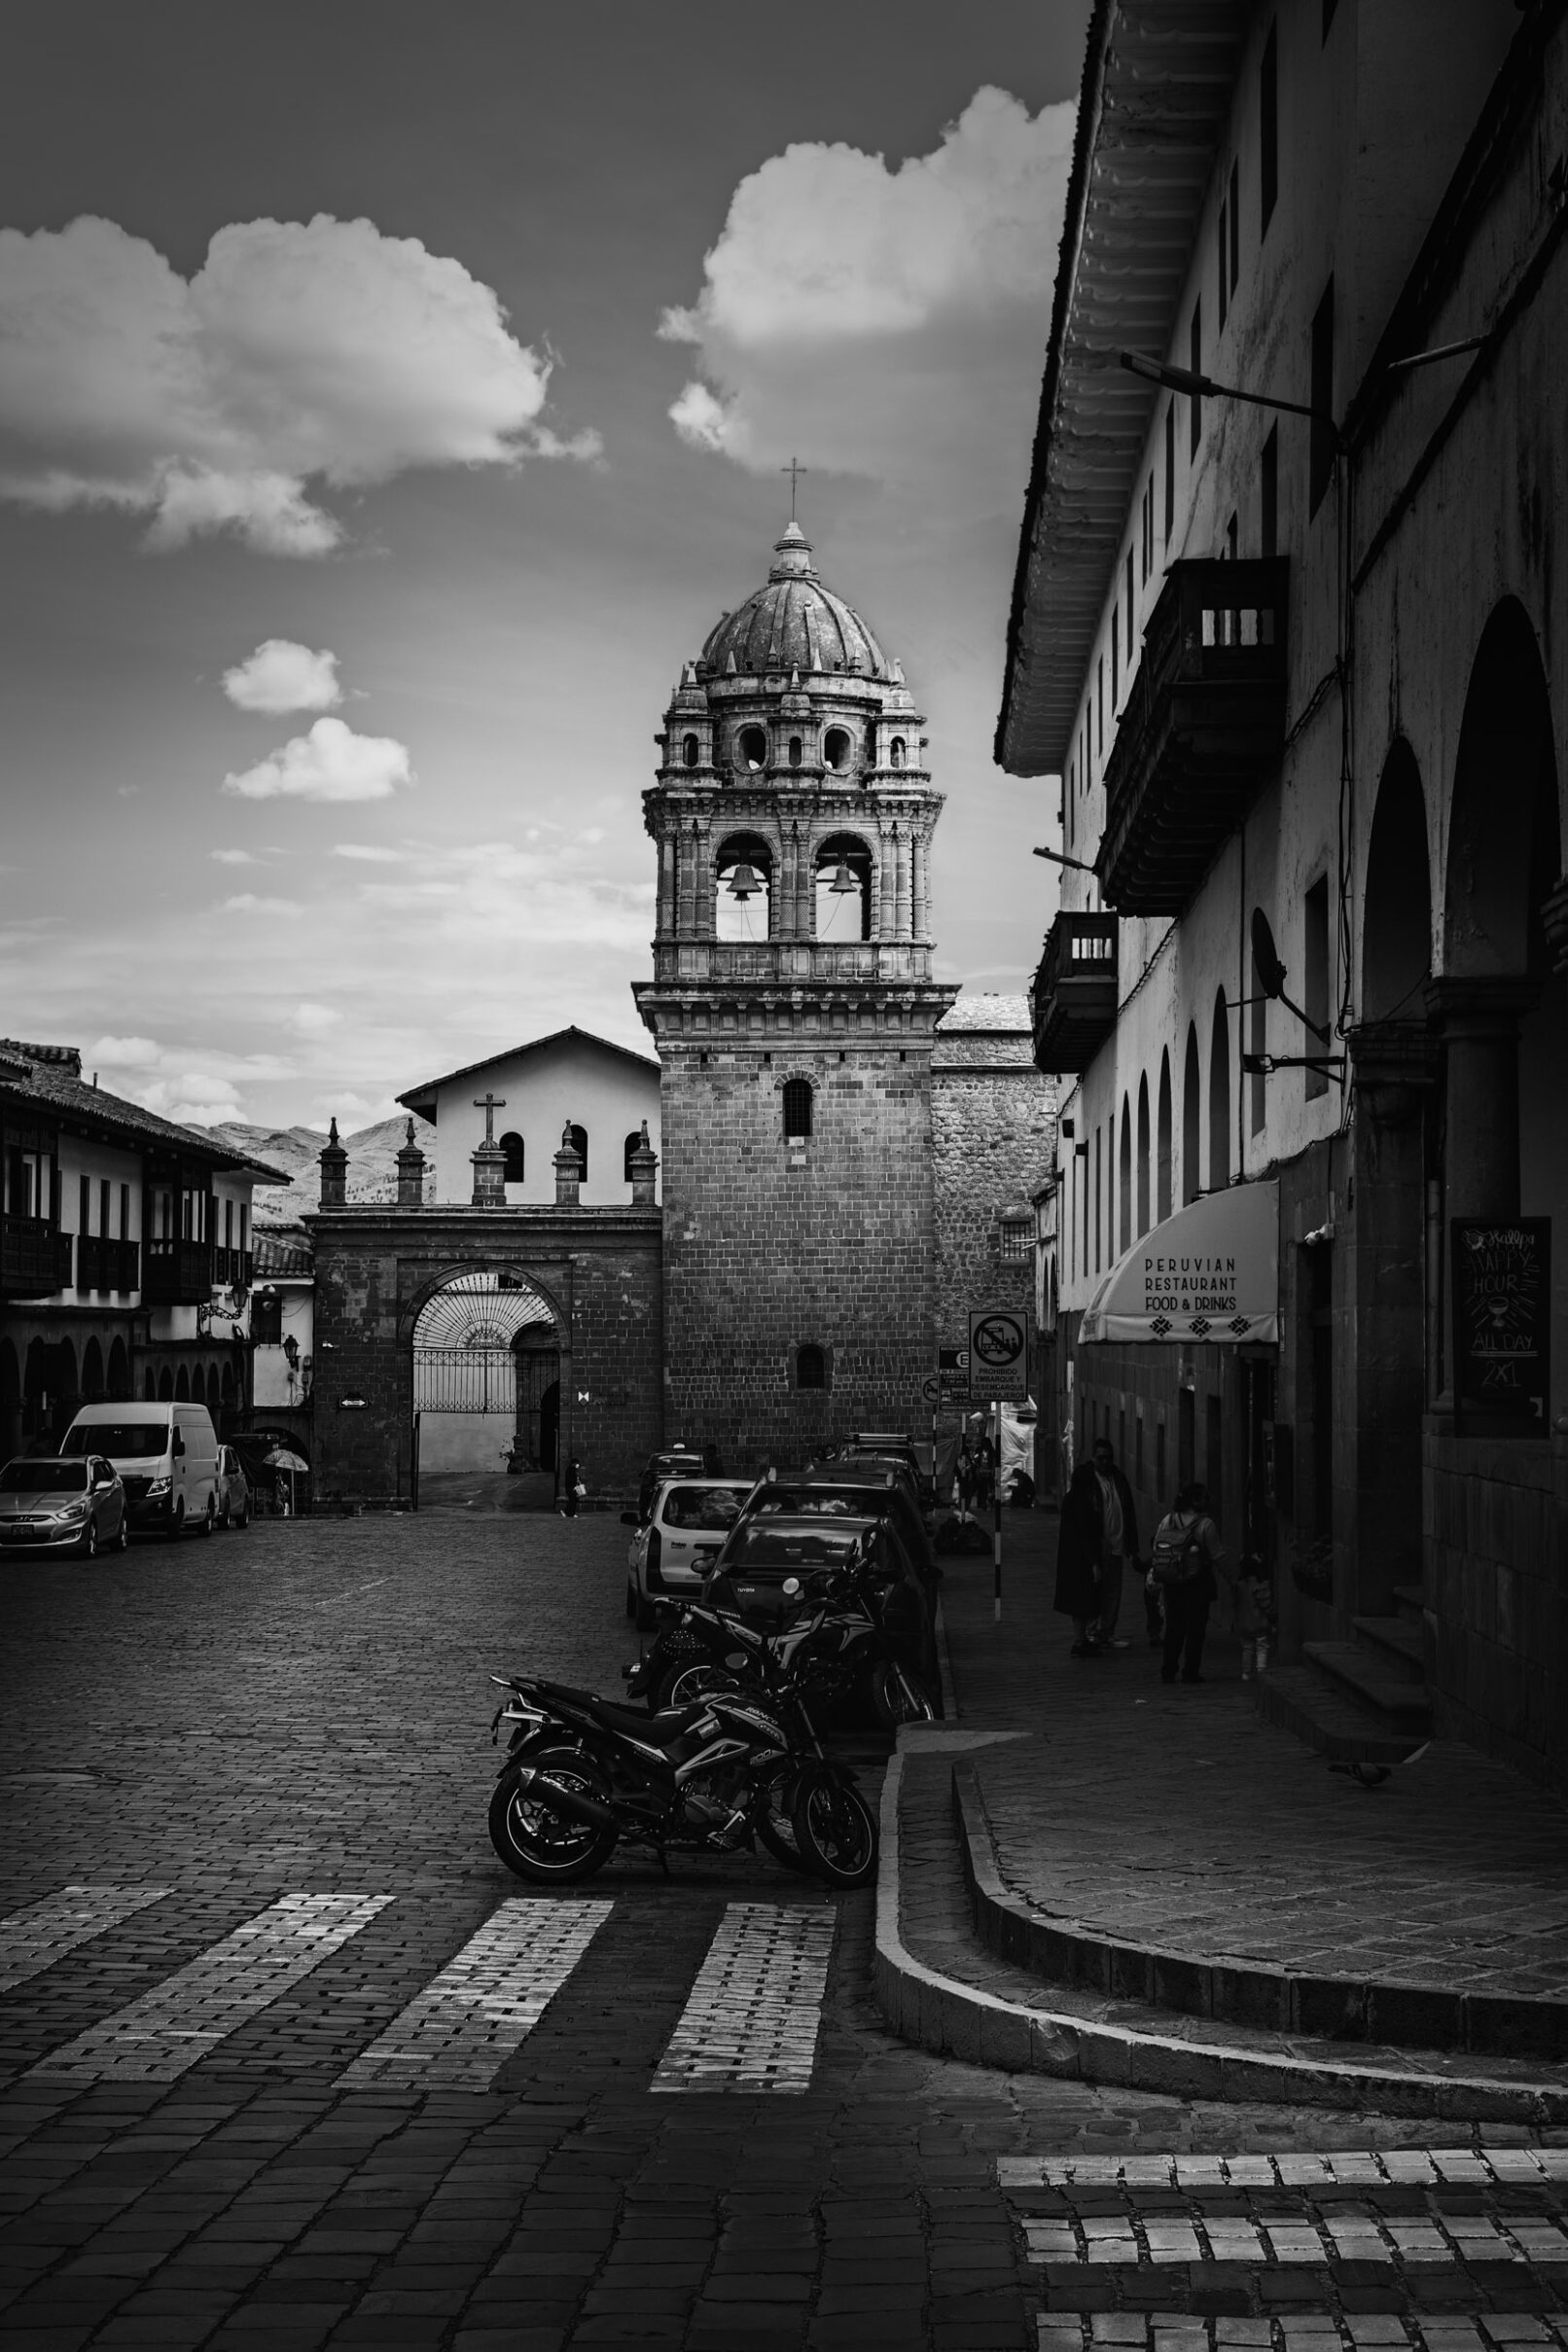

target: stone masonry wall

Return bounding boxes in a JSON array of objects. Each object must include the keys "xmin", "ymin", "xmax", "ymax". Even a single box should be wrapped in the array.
[
  {"xmin": 306, "ymin": 1205, "xmax": 662, "ymax": 1505},
  {"xmin": 659, "ymin": 1043, "xmax": 935, "ymax": 1470},
  {"xmin": 931, "ymin": 1037, "xmax": 1055, "ymax": 1383}
]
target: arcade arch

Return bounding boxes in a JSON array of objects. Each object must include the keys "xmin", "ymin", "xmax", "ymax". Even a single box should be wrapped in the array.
[{"xmin": 411, "ymin": 1269, "xmax": 562, "ymax": 1492}]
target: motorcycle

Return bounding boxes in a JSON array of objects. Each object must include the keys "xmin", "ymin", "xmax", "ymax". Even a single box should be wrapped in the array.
[
  {"xmin": 487, "ymin": 1666, "xmax": 877, "ymax": 1889},
  {"xmin": 626, "ymin": 1556, "xmax": 938, "ymax": 1730}
]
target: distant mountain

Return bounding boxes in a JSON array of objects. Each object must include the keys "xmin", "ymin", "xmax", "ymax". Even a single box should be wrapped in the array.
[{"xmin": 209, "ymin": 1116, "xmax": 432, "ymax": 1222}]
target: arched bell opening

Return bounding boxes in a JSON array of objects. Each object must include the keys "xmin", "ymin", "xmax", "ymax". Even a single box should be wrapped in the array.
[
  {"xmin": 715, "ymin": 832, "xmax": 773, "ymax": 942},
  {"xmin": 813, "ymin": 833, "xmax": 873, "ymax": 942}
]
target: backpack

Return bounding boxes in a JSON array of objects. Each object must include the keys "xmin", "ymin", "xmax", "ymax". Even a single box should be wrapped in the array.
[{"xmin": 1150, "ymin": 1511, "xmax": 1207, "ymax": 1587}]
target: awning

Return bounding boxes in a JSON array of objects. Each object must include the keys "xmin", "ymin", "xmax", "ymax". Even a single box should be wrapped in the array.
[{"xmin": 1080, "ymin": 1180, "xmax": 1279, "ymax": 1345}]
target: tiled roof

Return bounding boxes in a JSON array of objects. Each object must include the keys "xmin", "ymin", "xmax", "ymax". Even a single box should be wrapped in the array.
[
  {"xmin": 254, "ymin": 1229, "xmax": 314, "ymax": 1279},
  {"xmin": 936, "ymin": 993, "xmax": 1033, "ymax": 1034},
  {"xmin": 0, "ymin": 1043, "xmax": 292, "ymax": 1181}
]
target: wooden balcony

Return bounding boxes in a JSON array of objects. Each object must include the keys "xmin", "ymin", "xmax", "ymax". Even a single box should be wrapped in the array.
[
  {"xmin": 0, "ymin": 1215, "xmax": 72, "ymax": 1299},
  {"xmin": 143, "ymin": 1237, "xmax": 213, "ymax": 1305},
  {"xmin": 77, "ymin": 1235, "xmax": 140, "ymax": 1294},
  {"xmin": 1031, "ymin": 912, "xmax": 1120, "ymax": 1074},
  {"xmin": 1099, "ymin": 558, "xmax": 1289, "ymax": 914}
]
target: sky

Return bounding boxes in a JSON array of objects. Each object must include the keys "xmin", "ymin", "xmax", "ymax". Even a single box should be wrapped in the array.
[{"xmin": 0, "ymin": 0, "xmax": 1087, "ymax": 1133}]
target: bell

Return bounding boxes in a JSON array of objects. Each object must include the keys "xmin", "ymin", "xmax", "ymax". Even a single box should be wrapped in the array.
[
  {"xmin": 827, "ymin": 858, "xmax": 859, "ymax": 894},
  {"xmin": 727, "ymin": 860, "xmax": 763, "ymax": 900}
]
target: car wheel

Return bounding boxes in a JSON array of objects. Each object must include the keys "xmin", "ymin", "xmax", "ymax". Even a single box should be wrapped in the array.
[
  {"xmin": 201, "ymin": 1497, "xmax": 215, "ymax": 1538},
  {"xmin": 82, "ymin": 1519, "xmax": 99, "ymax": 1561},
  {"xmin": 234, "ymin": 1500, "xmax": 250, "ymax": 1529},
  {"xmin": 116, "ymin": 1516, "xmax": 128, "ymax": 1553},
  {"xmin": 217, "ymin": 1504, "xmax": 230, "ymax": 1529}
]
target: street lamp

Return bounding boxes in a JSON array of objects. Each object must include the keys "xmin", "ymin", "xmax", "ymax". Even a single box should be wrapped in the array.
[{"xmin": 1119, "ymin": 350, "xmax": 1340, "ymax": 444}]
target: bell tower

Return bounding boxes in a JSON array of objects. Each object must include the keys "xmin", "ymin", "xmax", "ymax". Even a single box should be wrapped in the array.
[{"xmin": 634, "ymin": 521, "xmax": 957, "ymax": 1463}]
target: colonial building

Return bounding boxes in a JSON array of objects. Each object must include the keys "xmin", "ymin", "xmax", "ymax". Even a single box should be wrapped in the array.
[
  {"xmin": 0, "ymin": 1040, "xmax": 286, "ymax": 1455},
  {"xmin": 998, "ymin": 1, "xmax": 1567, "ymax": 1784},
  {"xmin": 306, "ymin": 521, "xmax": 1055, "ymax": 1503}
]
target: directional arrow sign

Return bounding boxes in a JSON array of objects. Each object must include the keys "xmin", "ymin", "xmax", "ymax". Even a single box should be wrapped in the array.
[{"xmin": 967, "ymin": 1307, "xmax": 1028, "ymax": 1401}]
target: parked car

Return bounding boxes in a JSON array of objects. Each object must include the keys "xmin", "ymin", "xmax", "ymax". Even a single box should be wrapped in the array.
[
  {"xmin": 214, "ymin": 1445, "xmax": 252, "ymax": 1530},
  {"xmin": 633, "ymin": 1448, "xmax": 707, "ymax": 1522},
  {"xmin": 826, "ymin": 1430, "xmax": 935, "ymax": 1511},
  {"xmin": 623, "ymin": 1476, "xmax": 754, "ymax": 1629},
  {"xmin": 0, "ymin": 1455, "xmax": 126, "ymax": 1558},
  {"xmin": 703, "ymin": 1508, "xmax": 939, "ymax": 1697},
  {"xmin": 724, "ymin": 1463, "xmax": 939, "ymax": 1599},
  {"xmin": 59, "ymin": 1402, "xmax": 219, "ymax": 1539}
]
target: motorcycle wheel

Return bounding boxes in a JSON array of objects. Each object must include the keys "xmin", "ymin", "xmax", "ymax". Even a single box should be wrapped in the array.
[
  {"xmin": 488, "ymin": 1743, "xmax": 619, "ymax": 1884},
  {"xmin": 870, "ymin": 1658, "xmax": 938, "ymax": 1730},
  {"xmin": 755, "ymin": 1765, "xmax": 808, "ymax": 1874},
  {"xmin": 654, "ymin": 1659, "xmax": 749, "ymax": 1713},
  {"xmin": 791, "ymin": 1767, "xmax": 878, "ymax": 1889}
]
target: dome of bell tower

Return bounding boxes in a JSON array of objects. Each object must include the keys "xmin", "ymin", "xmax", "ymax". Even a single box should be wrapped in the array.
[{"xmin": 699, "ymin": 523, "xmax": 893, "ymax": 683}]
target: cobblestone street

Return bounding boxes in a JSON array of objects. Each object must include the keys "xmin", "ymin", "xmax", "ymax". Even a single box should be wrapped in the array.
[{"xmin": 1, "ymin": 1513, "xmax": 1564, "ymax": 2351}]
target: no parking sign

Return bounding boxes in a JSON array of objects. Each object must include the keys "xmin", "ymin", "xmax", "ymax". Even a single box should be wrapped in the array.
[{"xmin": 967, "ymin": 1307, "xmax": 1028, "ymax": 1401}]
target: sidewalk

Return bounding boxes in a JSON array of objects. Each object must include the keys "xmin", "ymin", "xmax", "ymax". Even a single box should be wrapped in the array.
[{"xmin": 877, "ymin": 1509, "xmax": 1568, "ymax": 2113}]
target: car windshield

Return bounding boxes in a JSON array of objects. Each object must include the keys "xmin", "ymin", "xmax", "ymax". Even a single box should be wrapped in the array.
[
  {"xmin": 660, "ymin": 1484, "xmax": 744, "ymax": 1530},
  {"xmin": 727, "ymin": 1525, "xmax": 867, "ymax": 1572},
  {"xmin": 1, "ymin": 1460, "xmax": 88, "ymax": 1493},
  {"xmin": 752, "ymin": 1488, "xmax": 866, "ymax": 1518},
  {"xmin": 59, "ymin": 1423, "xmax": 167, "ymax": 1458}
]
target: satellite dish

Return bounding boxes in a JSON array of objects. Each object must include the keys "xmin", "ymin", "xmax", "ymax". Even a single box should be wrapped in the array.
[{"xmin": 1251, "ymin": 907, "xmax": 1288, "ymax": 999}]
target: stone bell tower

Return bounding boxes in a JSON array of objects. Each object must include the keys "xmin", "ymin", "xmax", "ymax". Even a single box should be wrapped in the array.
[{"xmin": 634, "ymin": 520, "xmax": 957, "ymax": 1465}]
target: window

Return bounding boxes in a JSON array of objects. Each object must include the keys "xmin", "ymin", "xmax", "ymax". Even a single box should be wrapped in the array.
[
  {"xmin": 623, "ymin": 1130, "xmax": 643, "ymax": 1184},
  {"xmin": 1096, "ymin": 659, "xmax": 1104, "ymax": 756},
  {"xmin": 1136, "ymin": 1075, "xmax": 1151, "ymax": 1237},
  {"xmin": 1141, "ymin": 479, "xmax": 1154, "ymax": 584},
  {"xmin": 239, "ymin": 1203, "xmax": 248, "ymax": 1252},
  {"xmin": 1309, "ymin": 276, "xmax": 1336, "ymax": 515},
  {"xmin": 889, "ymin": 736, "xmax": 906, "ymax": 768},
  {"xmin": 500, "ymin": 1131, "xmax": 525, "ymax": 1184},
  {"xmin": 782, "ymin": 1079, "xmax": 812, "ymax": 1142},
  {"xmin": 252, "ymin": 1293, "xmax": 283, "ymax": 1346},
  {"xmin": 738, "ymin": 725, "xmax": 766, "ymax": 769},
  {"xmin": 796, "ymin": 1343, "xmax": 826, "ymax": 1391},
  {"xmin": 1189, "ymin": 302, "xmax": 1202, "ymax": 457},
  {"xmin": 1261, "ymin": 425, "xmax": 1278, "ymax": 557},
  {"xmin": 999, "ymin": 1217, "xmax": 1031, "ymax": 1263},
  {"xmin": 1304, "ymin": 874, "xmax": 1331, "ymax": 1100},
  {"xmin": 78, "ymin": 1173, "xmax": 89, "ymax": 1234},
  {"xmin": 1124, "ymin": 547, "xmax": 1134, "ymax": 662},
  {"xmin": 225, "ymin": 1198, "xmax": 233, "ymax": 1250},
  {"xmin": 119, "ymin": 1183, "xmax": 129, "ymax": 1241},
  {"xmin": 1261, "ymin": 21, "xmax": 1278, "ymax": 235},
  {"xmin": 1163, "ymin": 404, "xmax": 1175, "ymax": 547},
  {"xmin": 1209, "ymin": 992, "xmax": 1231, "ymax": 1188},
  {"xmin": 1118, "ymin": 1098, "xmax": 1132, "ymax": 1254},
  {"xmin": 1093, "ymin": 1125, "xmax": 1102, "ymax": 1271},
  {"xmin": 1111, "ymin": 611, "xmax": 1120, "ymax": 710},
  {"xmin": 100, "ymin": 1178, "xmax": 110, "ymax": 1240},
  {"xmin": 682, "ymin": 732, "xmax": 699, "ymax": 768},
  {"xmin": 824, "ymin": 727, "xmax": 851, "ymax": 769},
  {"xmin": 788, "ymin": 735, "xmax": 802, "ymax": 768},
  {"xmin": 568, "ymin": 1123, "xmax": 588, "ymax": 1182}
]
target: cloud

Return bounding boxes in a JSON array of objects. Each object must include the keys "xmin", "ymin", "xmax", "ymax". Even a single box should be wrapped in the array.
[
  {"xmin": 210, "ymin": 847, "xmax": 265, "ymax": 865},
  {"xmin": 0, "ymin": 212, "xmax": 600, "ymax": 553},
  {"xmin": 289, "ymin": 1001, "xmax": 340, "ymax": 1035},
  {"xmin": 332, "ymin": 841, "xmax": 409, "ymax": 863},
  {"xmin": 89, "ymin": 1034, "xmax": 160, "ymax": 1069},
  {"xmin": 660, "ymin": 88, "xmax": 1073, "ymax": 501},
  {"xmin": 223, "ymin": 716, "xmax": 413, "ymax": 803},
  {"xmin": 223, "ymin": 639, "xmax": 341, "ymax": 714},
  {"xmin": 139, "ymin": 1072, "xmax": 244, "ymax": 1127},
  {"xmin": 218, "ymin": 893, "xmax": 303, "ymax": 916}
]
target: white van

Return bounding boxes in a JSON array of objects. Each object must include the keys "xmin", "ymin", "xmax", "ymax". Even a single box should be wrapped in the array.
[{"xmin": 60, "ymin": 1402, "xmax": 220, "ymax": 1539}]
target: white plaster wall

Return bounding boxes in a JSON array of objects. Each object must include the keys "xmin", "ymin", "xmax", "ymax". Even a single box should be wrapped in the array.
[{"xmin": 428, "ymin": 1038, "xmax": 661, "ymax": 1206}]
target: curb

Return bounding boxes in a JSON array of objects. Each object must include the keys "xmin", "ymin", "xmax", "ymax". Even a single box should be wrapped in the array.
[
  {"xmin": 952, "ymin": 1758, "xmax": 1568, "ymax": 2063},
  {"xmin": 871, "ymin": 1746, "xmax": 1568, "ymax": 2121}
]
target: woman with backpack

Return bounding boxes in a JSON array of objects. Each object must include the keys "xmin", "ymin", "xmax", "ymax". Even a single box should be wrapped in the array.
[{"xmin": 1148, "ymin": 1480, "xmax": 1225, "ymax": 1685}]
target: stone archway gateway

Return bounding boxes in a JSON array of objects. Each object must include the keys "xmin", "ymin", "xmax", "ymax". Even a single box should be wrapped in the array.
[{"xmin": 411, "ymin": 1270, "xmax": 561, "ymax": 1484}]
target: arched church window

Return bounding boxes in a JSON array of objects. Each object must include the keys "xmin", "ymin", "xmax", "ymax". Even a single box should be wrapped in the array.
[
  {"xmin": 789, "ymin": 735, "xmax": 802, "ymax": 768},
  {"xmin": 889, "ymin": 736, "xmax": 906, "ymax": 768},
  {"xmin": 738, "ymin": 725, "xmax": 767, "ymax": 770},
  {"xmin": 500, "ymin": 1131, "xmax": 525, "ymax": 1184},
  {"xmin": 623, "ymin": 1130, "xmax": 643, "ymax": 1184},
  {"xmin": 782, "ymin": 1079, "xmax": 812, "ymax": 1143},
  {"xmin": 824, "ymin": 727, "xmax": 850, "ymax": 770},
  {"xmin": 568, "ymin": 1124, "xmax": 588, "ymax": 1183},
  {"xmin": 796, "ymin": 1343, "xmax": 827, "ymax": 1391},
  {"xmin": 682, "ymin": 732, "xmax": 700, "ymax": 768}
]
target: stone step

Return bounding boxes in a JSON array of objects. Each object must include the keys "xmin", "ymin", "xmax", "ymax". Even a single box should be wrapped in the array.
[
  {"xmin": 1302, "ymin": 1638, "xmax": 1434, "ymax": 1730},
  {"xmin": 1254, "ymin": 1660, "xmax": 1419, "ymax": 1765},
  {"xmin": 1391, "ymin": 1581, "xmax": 1427, "ymax": 1624},
  {"xmin": 1351, "ymin": 1612, "xmax": 1427, "ymax": 1681}
]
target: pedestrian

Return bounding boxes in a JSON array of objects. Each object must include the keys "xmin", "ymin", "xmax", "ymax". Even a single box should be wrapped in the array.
[
  {"xmin": 1088, "ymin": 1438, "xmax": 1142, "ymax": 1649},
  {"xmin": 559, "ymin": 1454, "xmax": 585, "ymax": 1519},
  {"xmin": 973, "ymin": 1424, "xmax": 997, "ymax": 1514},
  {"xmin": 955, "ymin": 1435, "xmax": 976, "ymax": 1518},
  {"xmin": 1234, "ymin": 1550, "xmax": 1273, "ymax": 1680},
  {"xmin": 1053, "ymin": 1461, "xmax": 1105, "ymax": 1657},
  {"xmin": 1148, "ymin": 1480, "xmax": 1225, "ymax": 1684}
]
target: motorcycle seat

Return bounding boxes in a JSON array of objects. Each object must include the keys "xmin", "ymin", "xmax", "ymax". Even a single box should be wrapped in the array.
[{"xmin": 588, "ymin": 1696, "xmax": 704, "ymax": 1741}]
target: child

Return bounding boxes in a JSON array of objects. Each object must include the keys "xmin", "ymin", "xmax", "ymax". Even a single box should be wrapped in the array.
[{"xmin": 1234, "ymin": 1551, "xmax": 1273, "ymax": 1679}]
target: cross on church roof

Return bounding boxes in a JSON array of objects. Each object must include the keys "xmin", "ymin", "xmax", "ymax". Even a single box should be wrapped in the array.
[
  {"xmin": 781, "ymin": 455, "xmax": 808, "ymax": 522},
  {"xmin": 473, "ymin": 1091, "xmax": 506, "ymax": 1144}
]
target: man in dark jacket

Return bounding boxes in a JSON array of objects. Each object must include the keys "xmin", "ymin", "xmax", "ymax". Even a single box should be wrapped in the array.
[{"xmin": 1089, "ymin": 1439, "xmax": 1141, "ymax": 1649}]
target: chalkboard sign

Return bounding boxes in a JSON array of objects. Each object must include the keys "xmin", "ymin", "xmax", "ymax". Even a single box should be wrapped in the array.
[{"xmin": 1451, "ymin": 1219, "xmax": 1550, "ymax": 1438}]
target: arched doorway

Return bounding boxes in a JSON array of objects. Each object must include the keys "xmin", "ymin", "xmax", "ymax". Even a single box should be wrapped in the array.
[
  {"xmin": 158, "ymin": 1367, "xmax": 174, "ymax": 1402},
  {"xmin": 174, "ymin": 1365, "xmax": 190, "ymax": 1403},
  {"xmin": 411, "ymin": 1270, "xmax": 561, "ymax": 1506},
  {"xmin": 108, "ymin": 1337, "xmax": 130, "ymax": 1400},
  {"xmin": 1208, "ymin": 993, "xmax": 1231, "ymax": 1189},
  {"xmin": 83, "ymin": 1337, "xmax": 105, "ymax": 1401}
]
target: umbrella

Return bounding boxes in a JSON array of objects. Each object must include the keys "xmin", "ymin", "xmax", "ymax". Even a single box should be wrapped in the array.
[{"xmin": 263, "ymin": 1448, "xmax": 309, "ymax": 1472}]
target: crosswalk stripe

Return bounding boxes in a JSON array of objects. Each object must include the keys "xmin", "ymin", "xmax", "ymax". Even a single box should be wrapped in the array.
[
  {"xmin": 0, "ymin": 1886, "xmax": 172, "ymax": 1994},
  {"xmin": 335, "ymin": 1898, "xmax": 612, "ymax": 2090},
  {"xmin": 1000, "ymin": 2149, "xmax": 1568, "ymax": 2191},
  {"xmin": 25, "ymin": 1894, "xmax": 390, "ymax": 2084},
  {"xmin": 1021, "ymin": 2213, "xmax": 1561, "ymax": 2265},
  {"xmin": 1038, "ymin": 2325, "xmax": 1568, "ymax": 2352},
  {"xmin": 652, "ymin": 1902, "xmax": 836, "ymax": 2093}
]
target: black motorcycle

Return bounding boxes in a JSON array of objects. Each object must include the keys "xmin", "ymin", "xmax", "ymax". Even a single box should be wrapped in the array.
[{"xmin": 487, "ymin": 1670, "xmax": 877, "ymax": 1889}]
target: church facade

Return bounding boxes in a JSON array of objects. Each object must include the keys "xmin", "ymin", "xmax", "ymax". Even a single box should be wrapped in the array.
[{"xmin": 305, "ymin": 524, "xmax": 1053, "ymax": 1504}]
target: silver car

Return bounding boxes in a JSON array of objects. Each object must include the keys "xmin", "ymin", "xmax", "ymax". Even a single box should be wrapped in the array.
[
  {"xmin": 215, "ymin": 1445, "xmax": 252, "ymax": 1530},
  {"xmin": 622, "ymin": 1476, "xmax": 754, "ymax": 1629},
  {"xmin": 0, "ymin": 1455, "xmax": 127, "ymax": 1558}
]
